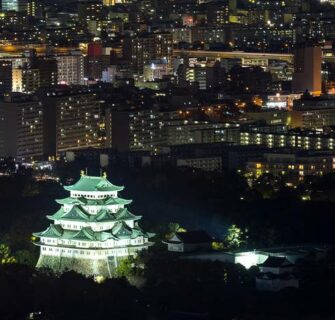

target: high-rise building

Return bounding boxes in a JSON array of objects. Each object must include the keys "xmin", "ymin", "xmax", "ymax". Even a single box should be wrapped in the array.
[
  {"xmin": 12, "ymin": 68, "xmax": 40, "ymax": 93},
  {"xmin": 0, "ymin": 61, "xmax": 12, "ymax": 95},
  {"xmin": 56, "ymin": 54, "xmax": 85, "ymax": 85},
  {"xmin": 178, "ymin": 61, "xmax": 225, "ymax": 90},
  {"xmin": 0, "ymin": 93, "xmax": 44, "ymax": 161},
  {"xmin": 0, "ymin": 97, "xmax": 17, "ymax": 158},
  {"xmin": 107, "ymin": 107, "xmax": 239, "ymax": 152},
  {"xmin": 35, "ymin": 58, "xmax": 58, "ymax": 88},
  {"xmin": 292, "ymin": 45, "xmax": 322, "ymax": 95},
  {"xmin": 38, "ymin": 86, "xmax": 106, "ymax": 155},
  {"xmin": 86, "ymin": 42, "xmax": 104, "ymax": 80},
  {"xmin": 123, "ymin": 32, "xmax": 173, "ymax": 74},
  {"xmin": 78, "ymin": 1, "xmax": 103, "ymax": 36},
  {"xmin": 207, "ymin": 2, "xmax": 230, "ymax": 26},
  {"xmin": 27, "ymin": 0, "xmax": 39, "ymax": 16},
  {"xmin": 106, "ymin": 108, "xmax": 165, "ymax": 152},
  {"xmin": 33, "ymin": 174, "xmax": 154, "ymax": 278}
]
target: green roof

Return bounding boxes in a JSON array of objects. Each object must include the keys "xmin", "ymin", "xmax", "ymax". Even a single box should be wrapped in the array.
[
  {"xmin": 94, "ymin": 209, "xmax": 115, "ymax": 222},
  {"xmin": 56, "ymin": 196, "xmax": 132, "ymax": 206},
  {"xmin": 61, "ymin": 206, "xmax": 90, "ymax": 221},
  {"xmin": 34, "ymin": 219, "xmax": 153, "ymax": 242},
  {"xmin": 48, "ymin": 207, "xmax": 90, "ymax": 221},
  {"xmin": 47, "ymin": 208, "xmax": 66, "ymax": 220},
  {"xmin": 71, "ymin": 227, "xmax": 116, "ymax": 241},
  {"xmin": 115, "ymin": 208, "xmax": 141, "ymax": 221},
  {"xmin": 64, "ymin": 175, "xmax": 124, "ymax": 192},
  {"xmin": 48, "ymin": 207, "xmax": 140, "ymax": 223},
  {"xmin": 34, "ymin": 225, "xmax": 117, "ymax": 241},
  {"xmin": 33, "ymin": 224, "xmax": 63, "ymax": 238},
  {"xmin": 112, "ymin": 222, "xmax": 134, "ymax": 239},
  {"xmin": 34, "ymin": 222, "xmax": 152, "ymax": 241},
  {"xmin": 55, "ymin": 198, "xmax": 85, "ymax": 205},
  {"xmin": 105, "ymin": 197, "xmax": 132, "ymax": 205}
]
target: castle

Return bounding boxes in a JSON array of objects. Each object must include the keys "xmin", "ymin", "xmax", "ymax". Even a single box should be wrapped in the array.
[{"xmin": 33, "ymin": 173, "xmax": 154, "ymax": 278}]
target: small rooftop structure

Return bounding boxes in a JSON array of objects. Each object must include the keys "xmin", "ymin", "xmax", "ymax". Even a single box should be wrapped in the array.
[
  {"xmin": 258, "ymin": 256, "xmax": 293, "ymax": 269},
  {"xmin": 164, "ymin": 230, "xmax": 213, "ymax": 253},
  {"xmin": 256, "ymin": 256, "xmax": 298, "ymax": 291}
]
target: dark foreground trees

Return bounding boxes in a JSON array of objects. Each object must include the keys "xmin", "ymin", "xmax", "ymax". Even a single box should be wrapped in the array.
[
  {"xmin": 0, "ymin": 264, "xmax": 146, "ymax": 320},
  {"xmin": 2, "ymin": 250, "xmax": 335, "ymax": 320}
]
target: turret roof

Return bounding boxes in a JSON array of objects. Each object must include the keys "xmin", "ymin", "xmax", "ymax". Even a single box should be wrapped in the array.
[
  {"xmin": 33, "ymin": 224, "xmax": 63, "ymax": 238},
  {"xmin": 115, "ymin": 208, "xmax": 141, "ymax": 221},
  {"xmin": 48, "ymin": 206, "xmax": 90, "ymax": 221},
  {"xmin": 112, "ymin": 221, "xmax": 134, "ymax": 239}
]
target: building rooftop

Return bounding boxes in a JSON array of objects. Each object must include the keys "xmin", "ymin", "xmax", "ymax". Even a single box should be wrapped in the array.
[
  {"xmin": 258, "ymin": 256, "xmax": 293, "ymax": 268},
  {"xmin": 172, "ymin": 230, "xmax": 213, "ymax": 244}
]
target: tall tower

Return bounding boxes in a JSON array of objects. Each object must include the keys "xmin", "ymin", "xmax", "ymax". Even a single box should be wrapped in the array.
[
  {"xmin": 292, "ymin": 45, "xmax": 322, "ymax": 95},
  {"xmin": 33, "ymin": 174, "xmax": 154, "ymax": 278}
]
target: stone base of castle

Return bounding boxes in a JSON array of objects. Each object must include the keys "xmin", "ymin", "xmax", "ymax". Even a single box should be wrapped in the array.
[{"xmin": 36, "ymin": 254, "xmax": 122, "ymax": 278}]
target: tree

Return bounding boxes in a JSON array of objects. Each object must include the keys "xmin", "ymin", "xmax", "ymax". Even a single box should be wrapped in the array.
[
  {"xmin": 0, "ymin": 243, "xmax": 16, "ymax": 264},
  {"xmin": 225, "ymin": 225, "xmax": 245, "ymax": 250},
  {"xmin": 114, "ymin": 257, "xmax": 140, "ymax": 278},
  {"xmin": 15, "ymin": 249, "xmax": 37, "ymax": 267},
  {"xmin": 165, "ymin": 222, "xmax": 187, "ymax": 239}
]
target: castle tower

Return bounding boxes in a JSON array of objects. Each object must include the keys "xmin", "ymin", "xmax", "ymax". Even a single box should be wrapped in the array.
[{"xmin": 33, "ymin": 173, "xmax": 154, "ymax": 278}]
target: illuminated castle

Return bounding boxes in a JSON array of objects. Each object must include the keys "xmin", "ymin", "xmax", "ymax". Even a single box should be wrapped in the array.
[{"xmin": 33, "ymin": 173, "xmax": 154, "ymax": 278}]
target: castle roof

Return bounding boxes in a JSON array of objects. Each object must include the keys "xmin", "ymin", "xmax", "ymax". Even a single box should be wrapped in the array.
[
  {"xmin": 33, "ymin": 224, "xmax": 63, "ymax": 238},
  {"xmin": 34, "ymin": 223, "xmax": 154, "ymax": 242},
  {"xmin": 115, "ymin": 208, "xmax": 141, "ymax": 221},
  {"xmin": 64, "ymin": 175, "xmax": 124, "ymax": 192},
  {"xmin": 47, "ymin": 206, "xmax": 90, "ymax": 222},
  {"xmin": 55, "ymin": 196, "xmax": 132, "ymax": 206},
  {"xmin": 70, "ymin": 227, "xmax": 116, "ymax": 241},
  {"xmin": 48, "ymin": 207, "xmax": 141, "ymax": 223}
]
